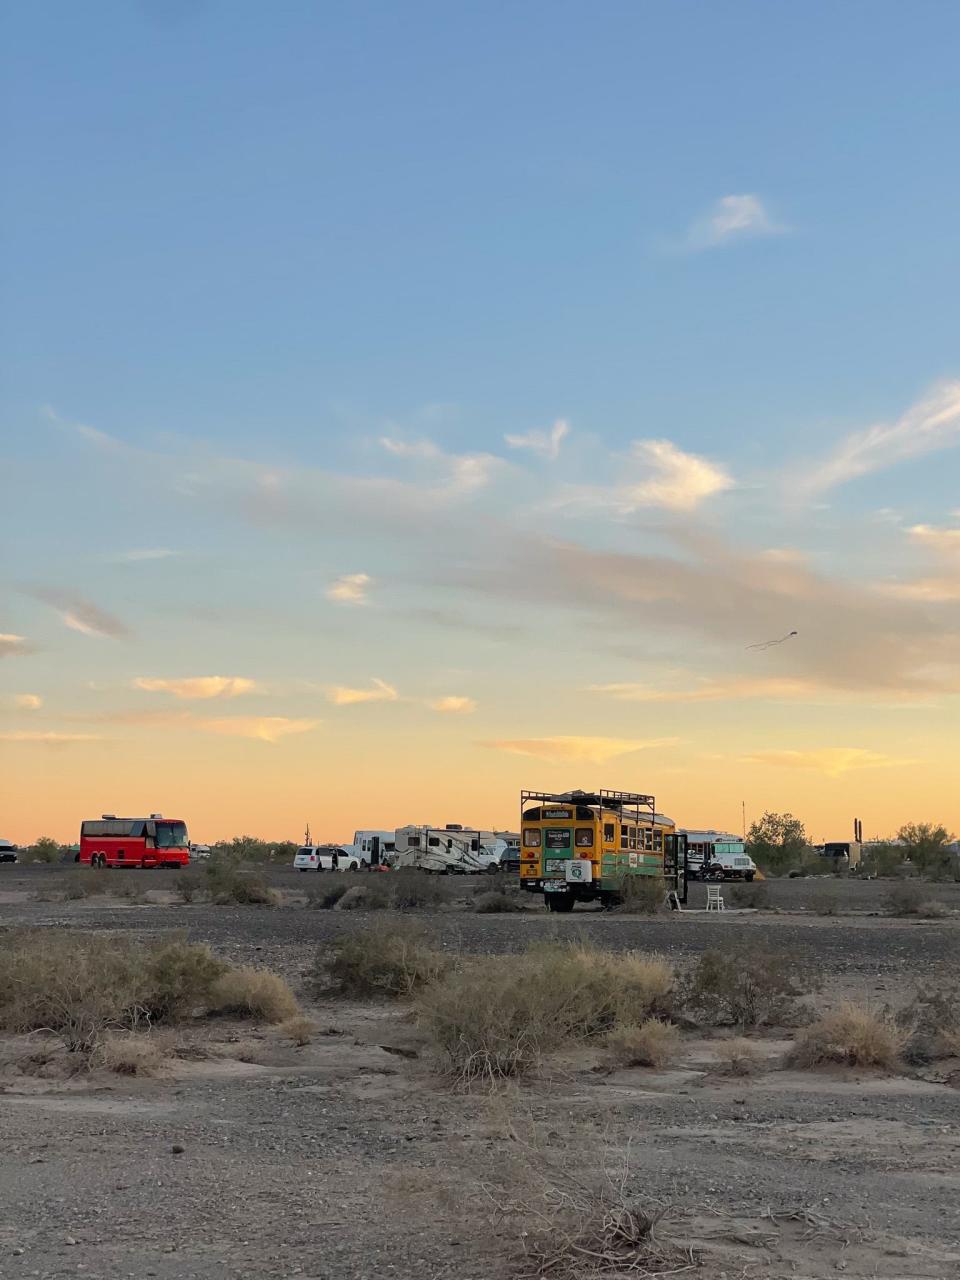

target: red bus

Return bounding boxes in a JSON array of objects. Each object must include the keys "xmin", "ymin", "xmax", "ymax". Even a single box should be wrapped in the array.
[{"xmin": 79, "ymin": 814, "xmax": 190, "ymax": 869}]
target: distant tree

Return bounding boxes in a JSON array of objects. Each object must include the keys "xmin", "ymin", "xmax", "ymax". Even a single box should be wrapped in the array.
[
  {"xmin": 746, "ymin": 812, "xmax": 808, "ymax": 875},
  {"xmin": 212, "ymin": 836, "xmax": 300, "ymax": 865},
  {"xmin": 860, "ymin": 842, "xmax": 905, "ymax": 878},
  {"xmin": 29, "ymin": 836, "xmax": 62, "ymax": 863},
  {"xmin": 896, "ymin": 823, "xmax": 955, "ymax": 879}
]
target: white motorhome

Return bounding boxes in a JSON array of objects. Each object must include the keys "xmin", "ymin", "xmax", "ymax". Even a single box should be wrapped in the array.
[
  {"xmin": 348, "ymin": 830, "xmax": 396, "ymax": 868},
  {"xmin": 394, "ymin": 824, "xmax": 505, "ymax": 874}
]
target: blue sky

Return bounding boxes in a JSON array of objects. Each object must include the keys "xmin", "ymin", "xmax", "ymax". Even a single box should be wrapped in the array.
[{"xmin": 2, "ymin": 1, "xmax": 959, "ymax": 842}]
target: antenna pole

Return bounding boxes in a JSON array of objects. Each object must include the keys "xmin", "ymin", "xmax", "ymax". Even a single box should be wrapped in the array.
[{"xmin": 741, "ymin": 800, "xmax": 746, "ymax": 839}]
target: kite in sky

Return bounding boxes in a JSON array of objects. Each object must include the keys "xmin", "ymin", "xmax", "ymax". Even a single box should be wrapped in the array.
[{"xmin": 746, "ymin": 630, "xmax": 798, "ymax": 651}]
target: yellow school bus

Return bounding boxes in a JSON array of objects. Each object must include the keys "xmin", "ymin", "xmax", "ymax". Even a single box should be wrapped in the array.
[{"xmin": 520, "ymin": 788, "xmax": 687, "ymax": 912}]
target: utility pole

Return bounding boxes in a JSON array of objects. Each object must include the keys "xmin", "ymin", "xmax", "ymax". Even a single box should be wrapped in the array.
[{"xmin": 741, "ymin": 800, "xmax": 746, "ymax": 839}]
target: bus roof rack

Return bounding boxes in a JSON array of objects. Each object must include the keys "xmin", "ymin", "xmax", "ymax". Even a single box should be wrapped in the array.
[{"xmin": 521, "ymin": 789, "xmax": 656, "ymax": 821}]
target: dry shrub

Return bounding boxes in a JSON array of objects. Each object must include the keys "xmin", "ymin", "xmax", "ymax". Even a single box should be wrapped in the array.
[
  {"xmin": 474, "ymin": 890, "xmax": 526, "ymax": 913},
  {"xmin": 61, "ymin": 869, "xmax": 97, "ymax": 900},
  {"xmin": 108, "ymin": 876, "xmax": 147, "ymax": 904},
  {"xmin": 615, "ymin": 875, "xmax": 665, "ymax": 915},
  {"xmin": 391, "ymin": 869, "xmax": 453, "ymax": 911},
  {"xmin": 730, "ymin": 880, "xmax": 768, "ymax": 909},
  {"xmin": 418, "ymin": 943, "xmax": 676, "ymax": 1086},
  {"xmin": 144, "ymin": 940, "xmax": 228, "ymax": 1020},
  {"xmin": 605, "ymin": 1020, "xmax": 680, "ymax": 1070},
  {"xmin": 175, "ymin": 869, "xmax": 205, "ymax": 903},
  {"xmin": 323, "ymin": 920, "xmax": 447, "ymax": 998},
  {"xmin": 208, "ymin": 967, "xmax": 299, "ymax": 1023},
  {"xmin": 679, "ymin": 945, "xmax": 814, "ymax": 1030},
  {"xmin": 809, "ymin": 887, "xmax": 841, "ymax": 916},
  {"xmin": 96, "ymin": 1032, "xmax": 167, "ymax": 1076},
  {"xmin": 306, "ymin": 881, "xmax": 349, "ymax": 909},
  {"xmin": 336, "ymin": 883, "xmax": 391, "ymax": 911},
  {"xmin": 495, "ymin": 1130, "xmax": 688, "ymax": 1279},
  {"xmin": 205, "ymin": 862, "xmax": 278, "ymax": 906},
  {"xmin": 916, "ymin": 900, "xmax": 950, "ymax": 919},
  {"xmin": 883, "ymin": 879, "xmax": 927, "ymax": 916},
  {"xmin": 787, "ymin": 1002, "xmax": 905, "ymax": 1070},
  {"xmin": 279, "ymin": 1015, "xmax": 315, "ymax": 1046},
  {"xmin": 710, "ymin": 1036, "xmax": 766, "ymax": 1077},
  {"xmin": 896, "ymin": 982, "xmax": 960, "ymax": 1063}
]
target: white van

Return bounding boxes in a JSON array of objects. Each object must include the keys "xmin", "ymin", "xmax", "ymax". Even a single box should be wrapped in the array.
[{"xmin": 293, "ymin": 843, "xmax": 360, "ymax": 872}]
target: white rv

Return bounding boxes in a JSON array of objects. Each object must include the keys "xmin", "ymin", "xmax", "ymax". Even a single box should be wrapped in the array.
[
  {"xmin": 394, "ymin": 824, "xmax": 505, "ymax": 874},
  {"xmin": 348, "ymin": 830, "xmax": 396, "ymax": 868}
]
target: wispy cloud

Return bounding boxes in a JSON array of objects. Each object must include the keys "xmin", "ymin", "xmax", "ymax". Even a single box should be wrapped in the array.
[
  {"xmin": 740, "ymin": 747, "xmax": 913, "ymax": 778},
  {"xmin": 484, "ymin": 735, "xmax": 678, "ymax": 764},
  {"xmin": 0, "ymin": 730, "xmax": 103, "ymax": 744},
  {"xmin": 879, "ymin": 521, "xmax": 960, "ymax": 603},
  {"xmin": 43, "ymin": 405, "xmax": 128, "ymax": 453},
  {"xmin": 379, "ymin": 435, "xmax": 502, "ymax": 495},
  {"xmin": 14, "ymin": 693, "xmax": 43, "ymax": 710},
  {"xmin": 429, "ymin": 695, "xmax": 477, "ymax": 714},
  {"xmin": 504, "ymin": 418, "xmax": 569, "ymax": 460},
  {"xmin": 198, "ymin": 716, "xmax": 319, "ymax": 743},
  {"xmin": 327, "ymin": 573, "xmax": 372, "ymax": 605},
  {"xmin": 797, "ymin": 381, "xmax": 960, "ymax": 495},
  {"xmin": 28, "ymin": 588, "xmax": 129, "ymax": 639},
  {"xmin": 682, "ymin": 194, "xmax": 787, "ymax": 251},
  {"xmin": 589, "ymin": 677, "xmax": 820, "ymax": 704},
  {"xmin": 114, "ymin": 548, "xmax": 180, "ymax": 563},
  {"xmin": 134, "ymin": 676, "xmax": 257, "ymax": 700},
  {"xmin": 621, "ymin": 440, "xmax": 734, "ymax": 512},
  {"xmin": 0, "ymin": 634, "xmax": 34, "ymax": 659},
  {"xmin": 327, "ymin": 678, "xmax": 399, "ymax": 706}
]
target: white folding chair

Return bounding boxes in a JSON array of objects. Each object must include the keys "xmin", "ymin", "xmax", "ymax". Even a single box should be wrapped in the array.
[{"xmin": 706, "ymin": 884, "xmax": 725, "ymax": 912}]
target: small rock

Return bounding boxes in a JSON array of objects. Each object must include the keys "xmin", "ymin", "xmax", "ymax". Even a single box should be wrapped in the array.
[
  {"xmin": 65, "ymin": 1236, "xmax": 77, "ymax": 1246},
  {"xmin": 12, "ymin": 1246, "xmax": 24, "ymax": 1256},
  {"xmin": 171, "ymin": 1144, "xmax": 186, "ymax": 1155}
]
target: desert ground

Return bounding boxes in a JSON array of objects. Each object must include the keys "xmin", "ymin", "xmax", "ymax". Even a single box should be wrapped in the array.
[{"xmin": 2, "ymin": 864, "xmax": 960, "ymax": 1280}]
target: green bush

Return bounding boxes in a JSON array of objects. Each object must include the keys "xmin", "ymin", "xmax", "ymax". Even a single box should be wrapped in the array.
[
  {"xmin": 144, "ymin": 940, "xmax": 228, "ymax": 1020},
  {"xmin": 204, "ymin": 861, "xmax": 278, "ymax": 906}
]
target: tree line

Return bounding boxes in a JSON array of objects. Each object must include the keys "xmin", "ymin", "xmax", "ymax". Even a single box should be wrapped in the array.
[{"xmin": 745, "ymin": 812, "xmax": 957, "ymax": 878}]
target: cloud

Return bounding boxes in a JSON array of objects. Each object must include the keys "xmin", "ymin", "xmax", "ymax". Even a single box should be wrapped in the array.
[
  {"xmin": 0, "ymin": 634, "xmax": 33, "ymax": 659},
  {"xmin": 620, "ymin": 440, "xmax": 734, "ymax": 511},
  {"xmin": 14, "ymin": 694, "xmax": 43, "ymax": 710},
  {"xmin": 114, "ymin": 548, "xmax": 180, "ymax": 563},
  {"xmin": 877, "ymin": 521, "xmax": 960, "ymax": 603},
  {"xmin": 683, "ymin": 194, "xmax": 786, "ymax": 251},
  {"xmin": 198, "ymin": 716, "xmax": 319, "ymax": 743},
  {"xmin": 907, "ymin": 523, "xmax": 960, "ymax": 558},
  {"xmin": 327, "ymin": 678, "xmax": 399, "ymax": 706},
  {"xmin": 429, "ymin": 695, "xmax": 477, "ymax": 714},
  {"xmin": 28, "ymin": 589, "xmax": 129, "ymax": 639},
  {"xmin": 327, "ymin": 573, "xmax": 372, "ymax": 605},
  {"xmin": 0, "ymin": 731, "xmax": 103, "ymax": 744},
  {"xmin": 740, "ymin": 748, "xmax": 912, "ymax": 778},
  {"xmin": 379, "ymin": 435, "xmax": 502, "ymax": 496},
  {"xmin": 43, "ymin": 405, "xmax": 128, "ymax": 453},
  {"xmin": 504, "ymin": 419, "xmax": 570, "ymax": 460},
  {"xmin": 797, "ymin": 381, "xmax": 960, "ymax": 495},
  {"xmin": 484, "ymin": 735, "xmax": 678, "ymax": 764},
  {"xmin": 589, "ymin": 677, "xmax": 820, "ymax": 704},
  {"xmin": 134, "ymin": 676, "xmax": 257, "ymax": 700}
]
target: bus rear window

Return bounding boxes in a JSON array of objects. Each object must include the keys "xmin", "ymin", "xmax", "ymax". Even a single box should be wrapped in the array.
[
  {"xmin": 575, "ymin": 828, "xmax": 594, "ymax": 848},
  {"xmin": 523, "ymin": 829, "xmax": 541, "ymax": 848}
]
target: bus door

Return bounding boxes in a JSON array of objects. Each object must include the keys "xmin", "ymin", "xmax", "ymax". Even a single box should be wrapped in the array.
[{"xmin": 662, "ymin": 833, "xmax": 688, "ymax": 905}]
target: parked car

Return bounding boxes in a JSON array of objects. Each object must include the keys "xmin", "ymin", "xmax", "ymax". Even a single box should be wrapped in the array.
[
  {"xmin": 0, "ymin": 840, "xmax": 18, "ymax": 864},
  {"xmin": 499, "ymin": 846, "xmax": 520, "ymax": 875},
  {"xmin": 293, "ymin": 843, "xmax": 360, "ymax": 872}
]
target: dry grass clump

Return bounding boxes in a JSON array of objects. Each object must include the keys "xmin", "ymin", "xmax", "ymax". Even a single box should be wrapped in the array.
[
  {"xmin": 883, "ymin": 879, "xmax": 928, "ymax": 917},
  {"xmin": 175, "ymin": 868, "xmax": 206, "ymax": 903},
  {"xmin": 896, "ymin": 982, "xmax": 960, "ymax": 1063},
  {"xmin": 336, "ymin": 883, "xmax": 392, "ymax": 911},
  {"xmin": 205, "ymin": 862, "xmax": 278, "ymax": 906},
  {"xmin": 679, "ymin": 945, "xmax": 814, "ymax": 1030},
  {"xmin": 474, "ymin": 889, "xmax": 526, "ymax": 913},
  {"xmin": 208, "ymin": 967, "xmax": 299, "ymax": 1023},
  {"xmin": 107, "ymin": 876, "xmax": 148, "ymax": 904},
  {"xmin": 710, "ymin": 1036, "xmax": 766, "ymax": 1077},
  {"xmin": 614, "ymin": 875, "xmax": 665, "ymax": 915},
  {"xmin": 0, "ymin": 931, "xmax": 296, "ymax": 1059},
  {"xmin": 96, "ymin": 1032, "xmax": 168, "ymax": 1076},
  {"xmin": 418, "ymin": 942, "xmax": 677, "ymax": 1086},
  {"xmin": 60, "ymin": 868, "xmax": 98, "ymax": 900},
  {"xmin": 391, "ymin": 869, "xmax": 454, "ymax": 911},
  {"xmin": 322, "ymin": 920, "xmax": 448, "ymax": 999},
  {"xmin": 605, "ymin": 1020, "xmax": 680, "ymax": 1070},
  {"xmin": 495, "ymin": 1133, "xmax": 690, "ymax": 1279},
  {"xmin": 786, "ymin": 1002, "xmax": 905, "ymax": 1070},
  {"xmin": 279, "ymin": 1015, "xmax": 316, "ymax": 1046},
  {"xmin": 730, "ymin": 880, "xmax": 768, "ymax": 909},
  {"xmin": 809, "ymin": 886, "xmax": 842, "ymax": 916},
  {"xmin": 305, "ymin": 881, "xmax": 349, "ymax": 909}
]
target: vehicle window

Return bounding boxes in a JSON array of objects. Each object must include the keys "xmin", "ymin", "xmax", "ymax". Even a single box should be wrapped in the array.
[
  {"xmin": 575, "ymin": 828, "xmax": 594, "ymax": 848},
  {"xmin": 603, "ymin": 823, "xmax": 615, "ymax": 844},
  {"xmin": 523, "ymin": 829, "xmax": 541, "ymax": 848},
  {"xmin": 428, "ymin": 836, "xmax": 440, "ymax": 847},
  {"xmin": 620, "ymin": 827, "xmax": 628, "ymax": 850},
  {"xmin": 408, "ymin": 835, "xmax": 421, "ymax": 848},
  {"xmin": 471, "ymin": 839, "xmax": 478, "ymax": 851},
  {"xmin": 629, "ymin": 828, "xmax": 637, "ymax": 850}
]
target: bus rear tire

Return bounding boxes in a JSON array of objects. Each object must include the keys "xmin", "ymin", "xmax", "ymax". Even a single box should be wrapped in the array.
[{"xmin": 545, "ymin": 895, "xmax": 574, "ymax": 913}]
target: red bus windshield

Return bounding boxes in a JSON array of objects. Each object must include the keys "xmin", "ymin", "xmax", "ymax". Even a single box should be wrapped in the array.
[{"xmin": 155, "ymin": 822, "xmax": 188, "ymax": 849}]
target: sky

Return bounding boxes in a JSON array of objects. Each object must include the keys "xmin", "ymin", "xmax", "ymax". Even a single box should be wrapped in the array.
[{"xmin": 2, "ymin": 0, "xmax": 959, "ymax": 846}]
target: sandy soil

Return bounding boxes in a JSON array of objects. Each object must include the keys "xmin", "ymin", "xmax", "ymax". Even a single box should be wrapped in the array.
[{"xmin": 1, "ymin": 873, "xmax": 960, "ymax": 1279}]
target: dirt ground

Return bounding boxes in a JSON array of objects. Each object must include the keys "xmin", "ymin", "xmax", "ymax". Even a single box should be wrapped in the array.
[{"xmin": 2, "ymin": 868, "xmax": 960, "ymax": 1279}]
